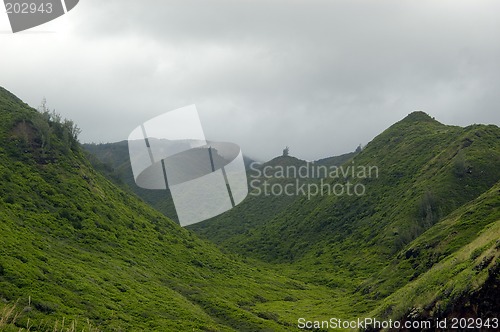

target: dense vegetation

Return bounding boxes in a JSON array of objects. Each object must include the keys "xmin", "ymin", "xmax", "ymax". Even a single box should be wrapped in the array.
[
  {"xmin": 190, "ymin": 111, "xmax": 500, "ymax": 325},
  {"xmin": 83, "ymin": 141, "xmax": 180, "ymax": 224},
  {"xmin": 0, "ymin": 87, "xmax": 354, "ymax": 331},
  {"xmin": 1, "ymin": 85, "xmax": 499, "ymax": 331}
]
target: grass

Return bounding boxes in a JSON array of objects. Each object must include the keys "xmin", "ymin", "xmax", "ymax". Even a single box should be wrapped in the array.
[
  {"xmin": 1, "ymin": 300, "xmax": 101, "ymax": 331},
  {"xmin": 1, "ymin": 302, "xmax": 21, "ymax": 330},
  {"xmin": 0, "ymin": 86, "xmax": 358, "ymax": 331}
]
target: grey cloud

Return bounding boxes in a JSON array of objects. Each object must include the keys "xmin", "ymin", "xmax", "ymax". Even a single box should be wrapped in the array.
[{"xmin": 1, "ymin": 0, "xmax": 499, "ymax": 160}]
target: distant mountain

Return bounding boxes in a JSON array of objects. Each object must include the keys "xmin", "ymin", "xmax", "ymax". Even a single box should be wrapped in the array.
[
  {"xmin": 84, "ymin": 140, "xmax": 180, "ymax": 222},
  {"xmin": 190, "ymin": 151, "xmax": 359, "ymax": 246},
  {"xmin": 83, "ymin": 141, "xmax": 258, "ymax": 224},
  {"xmin": 84, "ymin": 140, "xmax": 359, "ymax": 239}
]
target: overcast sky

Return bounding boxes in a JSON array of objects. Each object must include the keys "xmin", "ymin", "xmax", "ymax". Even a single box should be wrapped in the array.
[{"xmin": 1, "ymin": 0, "xmax": 499, "ymax": 161}]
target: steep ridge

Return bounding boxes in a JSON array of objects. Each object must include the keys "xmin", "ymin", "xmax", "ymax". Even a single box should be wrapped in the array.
[
  {"xmin": 0, "ymin": 87, "xmax": 345, "ymax": 331},
  {"xmin": 369, "ymin": 180, "xmax": 500, "ymax": 326},
  {"xmin": 189, "ymin": 112, "xmax": 500, "ymax": 296}
]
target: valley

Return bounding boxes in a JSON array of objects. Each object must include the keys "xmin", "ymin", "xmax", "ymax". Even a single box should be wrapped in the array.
[{"xmin": 1, "ymin": 86, "xmax": 499, "ymax": 331}]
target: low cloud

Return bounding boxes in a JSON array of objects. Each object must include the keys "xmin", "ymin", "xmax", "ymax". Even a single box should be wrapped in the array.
[{"xmin": 1, "ymin": 0, "xmax": 499, "ymax": 160}]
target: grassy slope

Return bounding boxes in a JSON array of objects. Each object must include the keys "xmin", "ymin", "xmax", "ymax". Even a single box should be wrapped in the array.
[
  {"xmin": 83, "ymin": 141, "xmax": 180, "ymax": 224},
  {"xmin": 369, "ymin": 180, "xmax": 500, "ymax": 324},
  {"xmin": 0, "ymin": 87, "xmax": 348, "ymax": 331},
  {"xmin": 188, "ymin": 112, "xmax": 500, "ymax": 307}
]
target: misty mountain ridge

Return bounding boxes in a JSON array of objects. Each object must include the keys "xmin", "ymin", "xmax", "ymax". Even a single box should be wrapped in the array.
[{"xmin": 83, "ymin": 138, "xmax": 359, "ymax": 225}]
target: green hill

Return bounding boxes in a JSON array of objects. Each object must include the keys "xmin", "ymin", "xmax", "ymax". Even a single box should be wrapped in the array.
[
  {"xmin": 0, "ymin": 87, "xmax": 349, "ymax": 331},
  {"xmin": 193, "ymin": 111, "xmax": 499, "ymax": 260},
  {"xmin": 188, "ymin": 111, "xmax": 500, "ymax": 325}
]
